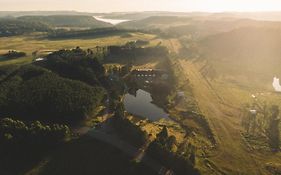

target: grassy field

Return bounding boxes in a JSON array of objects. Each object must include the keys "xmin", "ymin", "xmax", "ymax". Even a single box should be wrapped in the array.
[
  {"xmin": 0, "ymin": 32, "xmax": 156, "ymax": 66},
  {"xmin": 179, "ymin": 59, "xmax": 260, "ymax": 174},
  {"xmin": 157, "ymin": 37, "xmax": 281, "ymax": 174},
  {"xmin": 176, "ymin": 58, "xmax": 281, "ymax": 174}
]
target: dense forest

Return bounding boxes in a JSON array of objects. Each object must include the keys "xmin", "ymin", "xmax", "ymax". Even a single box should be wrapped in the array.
[
  {"xmin": 0, "ymin": 48, "xmax": 107, "ymax": 123},
  {"xmin": 0, "ymin": 18, "xmax": 50, "ymax": 36},
  {"xmin": 0, "ymin": 47, "xmax": 111, "ymax": 174},
  {"xmin": 0, "ymin": 65, "xmax": 105, "ymax": 123}
]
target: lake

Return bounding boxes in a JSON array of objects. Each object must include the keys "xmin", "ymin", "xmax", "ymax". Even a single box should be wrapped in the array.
[
  {"xmin": 93, "ymin": 16, "xmax": 130, "ymax": 25},
  {"xmin": 124, "ymin": 89, "xmax": 170, "ymax": 121}
]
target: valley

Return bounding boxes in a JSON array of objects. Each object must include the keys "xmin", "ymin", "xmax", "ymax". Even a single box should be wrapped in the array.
[{"xmin": 0, "ymin": 11, "xmax": 281, "ymax": 175}]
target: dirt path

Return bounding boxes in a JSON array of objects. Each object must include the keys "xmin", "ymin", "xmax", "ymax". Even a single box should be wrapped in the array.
[{"xmin": 178, "ymin": 59, "xmax": 265, "ymax": 174}]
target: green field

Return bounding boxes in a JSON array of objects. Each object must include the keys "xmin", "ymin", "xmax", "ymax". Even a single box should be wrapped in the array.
[{"xmin": 0, "ymin": 32, "xmax": 156, "ymax": 66}]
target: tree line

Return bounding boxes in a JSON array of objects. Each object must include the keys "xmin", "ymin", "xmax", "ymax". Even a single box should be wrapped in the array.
[
  {"xmin": 0, "ymin": 118, "xmax": 70, "ymax": 147},
  {"xmin": 1, "ymin": 50, "xmax": 26, "ymax": 59},
  {"xmin": 0, "ymin": 18, "xmax": 50, "ymax": 37},
  {"xmin": 47, "ymin": 27, "xmax": 129, "ymax": 39}
]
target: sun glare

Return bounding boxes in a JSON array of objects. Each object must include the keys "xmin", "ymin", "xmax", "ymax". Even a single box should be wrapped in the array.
[
  {"xmin": 1, "ymin": 0, "xmax": 281, "ymax": 12},
  {"xmin": 179, "ymin": 0, "xmax": 281, "ymax": 12}
]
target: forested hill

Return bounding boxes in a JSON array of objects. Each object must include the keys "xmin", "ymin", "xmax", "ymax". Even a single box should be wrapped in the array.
[
  {"xmin": 0, "ymin": 15, "xmax": 113, "ymax": 37},
  {"xmin": 0, "ymin": 18, "xmax": 50, "ymax": 37},
  {"xmin": 0, "ymin": 11, "xmax": 97, "ymax": 17},
  {"xmin": 18, "ymin": 15, "xmax": 112, "ymax": 28}
]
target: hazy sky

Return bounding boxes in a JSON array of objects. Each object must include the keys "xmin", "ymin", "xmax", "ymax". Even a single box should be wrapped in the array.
[{"xmin": 1, "ymin": 0, "xmax": 281, "ymax": 12}]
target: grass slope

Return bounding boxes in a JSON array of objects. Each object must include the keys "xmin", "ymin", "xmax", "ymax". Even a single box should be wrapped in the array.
[{"xmin": 198, "ymin": 26, "xmax": 281, "ymax": 89}]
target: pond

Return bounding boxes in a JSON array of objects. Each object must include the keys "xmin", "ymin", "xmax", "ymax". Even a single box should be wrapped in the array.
[
  {"xmin": 93, "ymin": 16, "xmax": 130, "ymax": 25},
  {"xmin": 124, "ymin": 89, "xmax": 170, "ymax": 121}
]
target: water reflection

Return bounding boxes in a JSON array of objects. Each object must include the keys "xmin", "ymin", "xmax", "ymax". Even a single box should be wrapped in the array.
[{"xmin": 124, "ymin": 89, "xmax": 169, "ymax": 121}]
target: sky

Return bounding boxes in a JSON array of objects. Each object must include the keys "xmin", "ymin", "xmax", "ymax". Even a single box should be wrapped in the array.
[{"xmin": 1, "ymin": 0, "xmax": 281, "ymax": 12}]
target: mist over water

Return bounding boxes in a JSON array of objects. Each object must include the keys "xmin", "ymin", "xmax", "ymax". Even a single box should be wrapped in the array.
[
  {"xmin": 93, "ymin": 16, "xmax": 130, "ymax": 25},
  {"xmin": 272, "ymin": 76, "xmax": 281, "ymax": 92}
]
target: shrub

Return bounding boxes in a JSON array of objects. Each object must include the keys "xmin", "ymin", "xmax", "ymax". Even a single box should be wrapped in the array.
[{"xmin": 2, "ymin": 50, "xmax": 26, "ymax": 59}]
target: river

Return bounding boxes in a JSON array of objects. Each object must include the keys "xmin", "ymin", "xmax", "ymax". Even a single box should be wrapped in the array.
[{"xmin": 93, "ymin": 16, "xmax": 130, "ymax": 25}]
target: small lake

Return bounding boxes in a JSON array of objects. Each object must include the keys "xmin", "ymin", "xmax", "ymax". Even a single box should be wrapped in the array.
[
  {"xmin": 93, "ymin": 16, "xmax": 130, "ymax": 25},
  {"xmin": 124, "ymin": 89, "xmax": 170, "ymax": 121}
]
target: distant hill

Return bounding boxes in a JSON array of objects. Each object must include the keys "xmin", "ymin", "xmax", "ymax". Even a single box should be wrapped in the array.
[
  {"xmin": 103, "ymin": 11, "xmax": 281, "ymax": 22},
  {"xmin": 18, "ymin": 15, "xmax": 112, "ymax": 28},
  {"xmin": 118, "ymin": 16, "xmax": 193, "ymax": 29},
  {"xmin": 0, "ymin": 11, "xmax": 100, "ymax": 17},
  {"xmin": 103, "ymin": 11, "xmax": 209, "ymax": 20},
  {"xmin": 197, "ymin": 26, "xmax": 281, "ymax": 87},
  {"xmin": 0, "ymin": 18, "xmax": 50, "ymax": 36},
  {"xmin": 209, "ymin": 12, "xmax": 281, "ymax": 22},
  {"xmin": 165, "ymin": 18, "xmax": 261, "ymax": 38},
  {"xmin": 3, "ymin": 11, "xmax": 281, "ymax": 21},
  {"xmin": 118, "ymin": 16, "xmax": 269, "ymax": 38}
]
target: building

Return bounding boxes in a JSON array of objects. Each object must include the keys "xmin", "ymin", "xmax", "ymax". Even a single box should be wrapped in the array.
[{"xmin": 131, "ymin": 69, "xmax": 169, "ymax": 81}]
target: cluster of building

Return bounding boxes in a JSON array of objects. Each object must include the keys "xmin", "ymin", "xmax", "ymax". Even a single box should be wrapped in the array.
[{"xmin": 131, "ymin": 69, "xmax": 169, "ymax": 82}]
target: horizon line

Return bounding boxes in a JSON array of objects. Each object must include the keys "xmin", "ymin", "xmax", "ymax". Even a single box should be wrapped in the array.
[{"xmin": 2, "ymin": 10, "xmax": 281, "ymax": 14}]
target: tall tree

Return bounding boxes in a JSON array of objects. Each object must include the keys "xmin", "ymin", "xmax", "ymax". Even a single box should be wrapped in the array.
[{"xmin": 157, "ymin": 126, "xmax": 168, "ymax": 143}]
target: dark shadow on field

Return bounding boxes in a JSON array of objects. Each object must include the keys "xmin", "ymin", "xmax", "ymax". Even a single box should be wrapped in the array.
[
  {"xmin": 0, "ymin": 56, "xmax": 21, "ymax": 62},
  {"xmin": 45, "ymin": 31, "xmax": 131, "ymax": 41},
  {"xmin": 35, "ymin": 136, "xmax": 157, "ymax": 175},
  {"xmin": 0, "ymin": 144, "xmax": 50, "ymax": 175}
]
